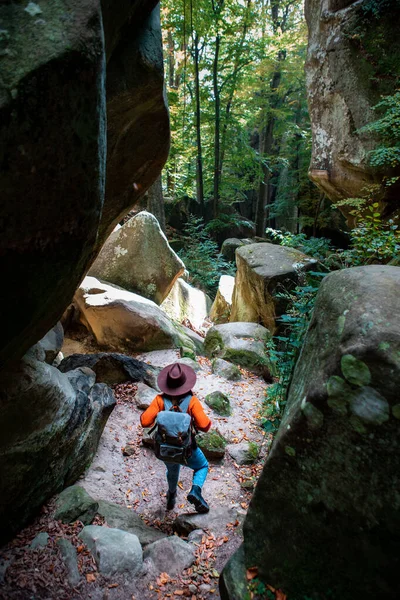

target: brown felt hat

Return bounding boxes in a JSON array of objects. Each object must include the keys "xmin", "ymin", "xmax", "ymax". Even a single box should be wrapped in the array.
[{"xmin": 157, "ymin": 362, "xmax": 197, "ymax": 396}]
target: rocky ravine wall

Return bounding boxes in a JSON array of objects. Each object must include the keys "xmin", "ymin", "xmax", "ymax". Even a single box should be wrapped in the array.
[
  {"xmin": 0, "ymin": 0, "xmax": 169, "ymax": 371},
  {"xmin": 0, "ymin": 0, "xmax": 169, "ymax": 541},
  {"xmin": 221, "ymin": 266, "xmax": 400, "ymax": 600},
  {"xmin": 305, "ymin": 0, "xmax": 400, "ymax": 220}
]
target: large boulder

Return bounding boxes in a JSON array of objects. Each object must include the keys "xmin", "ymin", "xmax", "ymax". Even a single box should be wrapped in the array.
[
  {"xmin": 0, "ymin": 352, "xmax": 115, "ymax": 543},
  {"xmin": 220, "ymin": 238, "xmax": 245, "ymax": 262},
  {"xmin": 209, "ymin": 275, "xmax": 235, "ymax": 324},
  {"xmin": 161, "ymin": 277, "xmax": 212, "ymax": 330},
  {"xmin": 237, "ymin": 266, "xmax": 400, "ymax": 600},
  {"xmin": 74, "ymin": 276, "xmax": 196, "ymax": 353},
  {"xmin": 89, "ymin": 212, "xmax": 184, "ymax": 305},
  {"xmin": 305, "ymin": 0, "xmax": 400, "ymax": 219},
  {"xmin": 230, "ymin": 243, "xmax": 316, "ymax": 333},
  {"xmin": 0, "ymin": 0, "xmax": 169, "ymax": 545},
  {"xmin": 204, "ymin": 322, "xmax": 272, "ymax": 380},
  {"xmin": 100, "ymin": 5, "xmax": 170, "ymax": 244},
  {"xmin": 0, "ymin": 1, "xmax": 169, "ymax": 370}
]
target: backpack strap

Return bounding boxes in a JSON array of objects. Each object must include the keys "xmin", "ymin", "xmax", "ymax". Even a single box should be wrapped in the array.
[
  {"xmin": 163, "ymin": 393, "xmax": 192, "ymax": 413},
  {"xmin": 163, "ymin": 396, "xmax": 173, "ymax": 412}
]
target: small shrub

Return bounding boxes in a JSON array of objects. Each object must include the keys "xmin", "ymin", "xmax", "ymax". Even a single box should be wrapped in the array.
[{"xmin": 178, "ymin": 214, "xmax": 234, "ymax": 296}]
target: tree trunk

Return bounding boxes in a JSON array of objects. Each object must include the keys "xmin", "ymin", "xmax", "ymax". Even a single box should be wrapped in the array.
[
  {"xmin": 213, "ymin": 34, "xmax": 221, "ymax": 219},
  {"xmin": 193, "ymin": 32, "xmax": 205, "ymax": 218},
  {"xmin": 147, "ymin": 174, "xmax": 166, "ymax": 233}
]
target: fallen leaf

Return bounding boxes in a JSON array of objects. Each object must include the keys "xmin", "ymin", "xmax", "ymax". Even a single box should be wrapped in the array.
[
  {"xmin": 108, "ymin": 583, "xmax": 119, "ymax": 588},
  {"xmin": 173, "ymin": 590, "xmax": 184, "ymax": 595},
  {"xmin": 86, "ymin": 573, "xmax": 96, "ymax": 583},
  {"xmin": 177, "ymin": 481, "xmax": 184, "ymax": 490},
  {"xmin": 77, "ymin": 545, "xmax": 84, "ymax": 553},
  {"xmin": 246, "ymin": 567, "xmax": 258, "ymax": 581}
]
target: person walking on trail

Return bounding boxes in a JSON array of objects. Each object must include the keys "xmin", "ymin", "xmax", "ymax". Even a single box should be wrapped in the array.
[{"xmin": 140, "ymin": 362, "xmax": 211, "ymax": 513}]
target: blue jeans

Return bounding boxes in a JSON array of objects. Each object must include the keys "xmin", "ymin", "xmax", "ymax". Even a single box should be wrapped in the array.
[{"xmin": 166, "ymin": 447, "xmax": 209, "ymax": 493}]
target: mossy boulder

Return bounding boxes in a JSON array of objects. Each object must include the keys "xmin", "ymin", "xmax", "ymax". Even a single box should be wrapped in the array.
[
  {"xmin": 242, "ymin": 266, "xmax": 400, "ymax": 600},
  {"xmin": 55, "ymin": 486, "xmax": 98, "ymax": 525},
  {"xmin": 180, "ymin": 346, "xmax": 196, "ymax": 361},
  {"xmin": 205, "ymin": 391, "xmax": 232, "ymax": 416},
  {"xmin": 227, "ymin": 442, "xmax": 259, "ymax": 465},
  {"xmin": 212, "ymin": 358, "xmax": 241, "ymax": 381},
  {"xmin": 197, "ymin": 431, "xmax": 227, "ymax": 460},
  {"xmin": 204, "ymin": 322, "xmax": 272, "ymax": 381}
]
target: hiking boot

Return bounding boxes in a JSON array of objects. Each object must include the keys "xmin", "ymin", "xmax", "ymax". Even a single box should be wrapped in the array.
[
  {"xmin": 187, "ymin": 485, "xmax": 209, "ymax": 514},
  {"xmin": 166, "ymin": 490, "xmax": 177, "ymax": 510}
]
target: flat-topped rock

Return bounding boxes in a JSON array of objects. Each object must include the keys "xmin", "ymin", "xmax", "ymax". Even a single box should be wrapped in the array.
[{"xmin": 230, "ymin": 243, "xmax": 316, "ymax": 333}]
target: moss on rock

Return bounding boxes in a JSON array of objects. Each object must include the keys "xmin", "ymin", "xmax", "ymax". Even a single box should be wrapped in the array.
[{"xmin": 205, "ymin": 391, "xmax": 232, "ymax": 416}]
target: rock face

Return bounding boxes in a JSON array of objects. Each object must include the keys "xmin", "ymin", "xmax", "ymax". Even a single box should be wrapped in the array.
[
  {"xmin": 209, "ymin": 275, "xmax": 235, "ymax": 324},
  {"xmin": 204, "ymin": 322, "xmax": 272, "ymax": 380},
  {"xmin": 230, "ymin": 243, "xmax": 316, "ymax": 333},
  {"xmin": 0, "ymin": 0, "xmax": 169, "ymax": 544},
  {"xmin": 90, "ymin": 212, "xmax": 184, "ymax": 304},
  {"xmin": 0, "ymin": 353, "xmax": 115, "ymax": 542},
  {"xmin": 59, "ymin": 353, "xmax": 159, "ymax": 389},
  {"xmin": 305, "ymin": 0, "xmax": 400, "ymax": 217},
  {"xmin": 161, "ymin": 277, "xmax": 211, "ymax": 329},
  {"xmin": 0, "ymin": 1, "xmax": 169, "ymax": 370},
  {"xmin": 74, "ymin": 277, "xmax": 196, "ymax": 353},
  {"xmin": 36, "ymin": 323, "xmax": 64, "ymax": 365},
  {"xmin": 239, "ymin": 266, "xmax": 400, "ymax": 600}
]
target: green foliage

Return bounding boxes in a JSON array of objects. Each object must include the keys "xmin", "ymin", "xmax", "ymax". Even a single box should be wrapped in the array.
[
  {"xmin": 177, "ymin": 214, "xmax": 234, "ymax": 296},
  {"xmin": 265, "ymin": 227, "xmax": 333, "ymax": 260},
  {"xmin": 247, "ymin": 441, "xmax": 259, "ymax": 461},
  {"xmin": 205, "ymin": 212, "xmax": 253, "ymax": 235},
  {"xmin": 261, "ymin": 272, "xmax": 324, "ymax": 429},
  {"xmin": 359, "ymin": 91, "xmax": 400, "ymax": 173},
  {"xmin": 345, "ymin": 205, "xmax": 399, "ymax": 265}
]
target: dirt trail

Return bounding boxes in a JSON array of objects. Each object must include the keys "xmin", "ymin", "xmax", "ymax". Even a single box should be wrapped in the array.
[{"xmin": 0, "ymin": 347, "xmax": 271, "ymax": 600}]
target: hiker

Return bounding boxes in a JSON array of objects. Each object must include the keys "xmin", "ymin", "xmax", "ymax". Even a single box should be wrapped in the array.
[{"xmin": 140, "ymin": 362, "xmax": 211, "ymax": 513}]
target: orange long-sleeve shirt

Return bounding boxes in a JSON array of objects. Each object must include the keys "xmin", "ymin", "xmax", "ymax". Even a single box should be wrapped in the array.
[{"xmin": 140, "ymin": 394, "xmax": 212, "ymax": 432}]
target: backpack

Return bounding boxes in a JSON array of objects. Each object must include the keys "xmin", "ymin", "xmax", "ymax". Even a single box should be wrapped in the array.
[{"xmin": 153, "ymin": 394, "xmax": 193, "ymax": 465}]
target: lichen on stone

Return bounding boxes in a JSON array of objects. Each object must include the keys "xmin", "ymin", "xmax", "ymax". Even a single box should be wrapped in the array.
[
  {"xmin": 341, "ymin": 354, "xmax": 371, "ymax": 387},
  {"xmin": 349, "ymin": 386, "xmax": 389, "ymax": 426}
]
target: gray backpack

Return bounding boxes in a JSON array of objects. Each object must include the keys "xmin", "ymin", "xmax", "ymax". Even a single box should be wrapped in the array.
[{"xmin": 154, "ymin": 394, "xmax": 193, "ymax": 464}]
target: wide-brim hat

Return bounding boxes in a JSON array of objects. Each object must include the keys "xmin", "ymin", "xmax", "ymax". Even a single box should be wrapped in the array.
[{"xmin": 157, "ymin": 362, "xmax": 197, "ymax": 396}]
